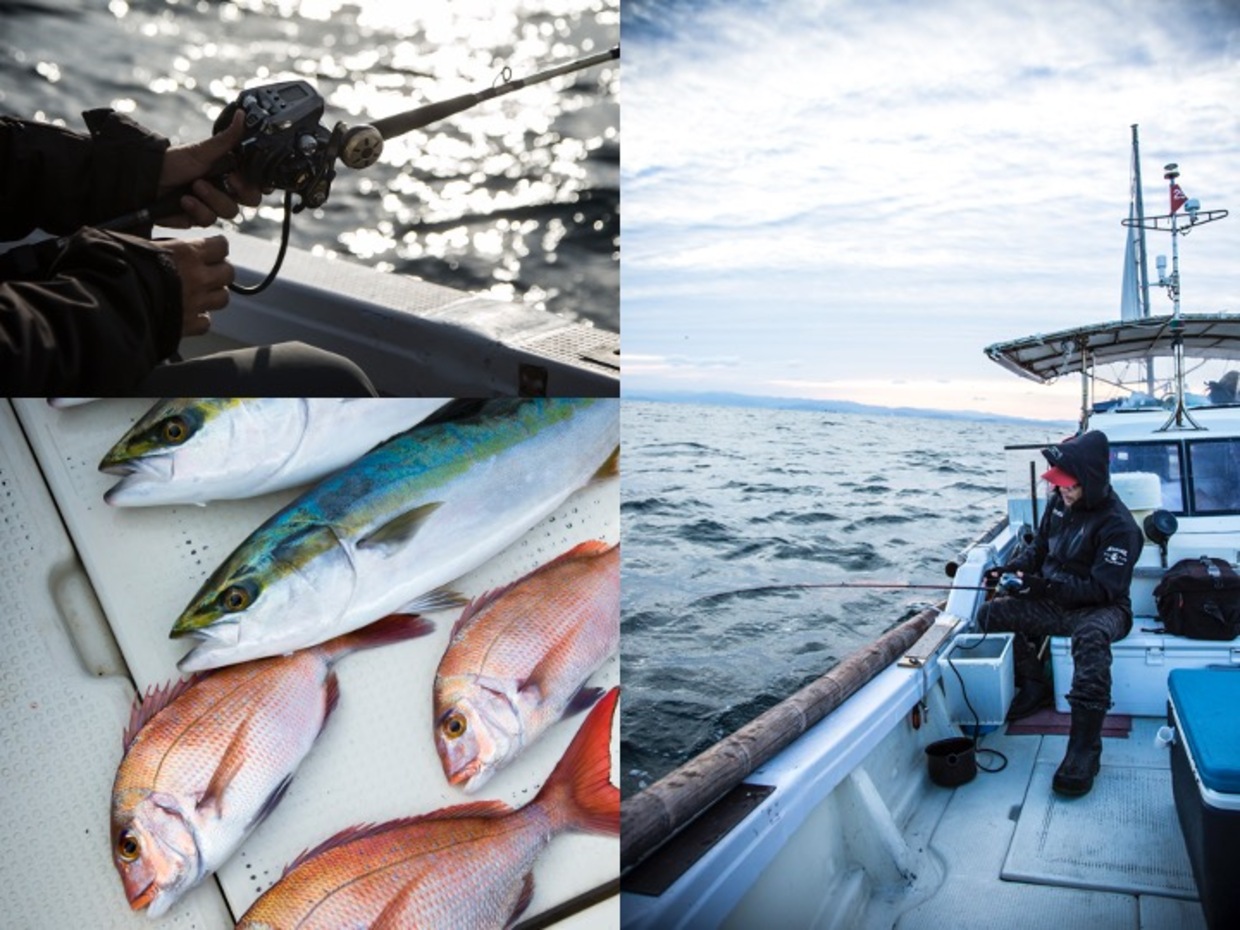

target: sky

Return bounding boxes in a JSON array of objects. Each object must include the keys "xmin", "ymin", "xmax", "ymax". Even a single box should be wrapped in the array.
[{"xmin": 621, "ymin": 0, "xmax": 1240, "ymax": 420}]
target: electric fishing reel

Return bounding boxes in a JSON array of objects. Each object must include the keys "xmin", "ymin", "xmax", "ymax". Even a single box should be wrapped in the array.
[
  {"xmin": 212, "ymin": 80, "xmax": 384, "ymax": 214},
  {"xmin": 98, "ymin": 45, "xmax": 618, "ymax": 295}
]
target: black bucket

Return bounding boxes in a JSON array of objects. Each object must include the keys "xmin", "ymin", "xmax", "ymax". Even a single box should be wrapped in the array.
[{"xmin": 926, "ymin": 737, "xmax": 977, "ymax": 788}]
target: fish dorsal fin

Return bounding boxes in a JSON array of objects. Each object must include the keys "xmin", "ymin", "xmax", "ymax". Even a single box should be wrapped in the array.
[
  {"xmin": 452, "ymin": 583, "xmax": 519, "ymax": 637},
  {"xmin": 197, "ymin": 717, "xmax": 253, "ymax": 818},
  {"xmin": 123, "ymin": 675, "xmax": 205, "ymax": 750},
  {"xmin": 451, "ymin": 540, "xmax": 617, "ymax": 639},
  {"xmin": 591, "ymin": 445, "xmax": 620, "ymax": 483},
  {"xmin": 357, "ymin": 502, "xmax": 443, "ymax": 554}
]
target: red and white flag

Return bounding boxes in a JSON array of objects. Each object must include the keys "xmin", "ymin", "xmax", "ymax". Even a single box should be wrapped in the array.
[{"xmin": 1171, "ymin": 183, "xmax": 1189, "ymax": 214}]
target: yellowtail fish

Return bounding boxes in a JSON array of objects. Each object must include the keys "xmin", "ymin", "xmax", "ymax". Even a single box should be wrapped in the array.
[
  {"xmin": 236, "ymin": 688, "xmax": 619, "ymax": 929},
  {"xmin": 171, "ymin": 398, "xmax": 619, "ymax": 672},
  {"xmin": 111, "ymin": 614, "xmax": 432, "ymax": 917},
  {"xmin": 100, "ymin": 398, "xmax": 450, "ymax": 507},
  {"xmin": 434, "ymin": 540, "xmax": 619, "ymax": 793}
]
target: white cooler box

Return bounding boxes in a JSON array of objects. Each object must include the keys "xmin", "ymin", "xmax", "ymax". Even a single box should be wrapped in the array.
[{"xmin": 1051, "ymin": 627, "xmax": 1240, "ymax": 716}]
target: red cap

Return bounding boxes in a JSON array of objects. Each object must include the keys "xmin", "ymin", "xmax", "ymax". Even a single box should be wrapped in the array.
[{"xmin": 1041, "ymin": 465, "xmax": 1079, "ymax": 488}]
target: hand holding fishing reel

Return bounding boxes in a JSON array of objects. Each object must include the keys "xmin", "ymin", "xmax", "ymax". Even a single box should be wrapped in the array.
[
  {"xmin": 101, "ymin": 45, "xmax": 618, "ymax": 294},
  {"xmin": 209, "ymin": 81, "xmax": 385, "ymax": 209}
]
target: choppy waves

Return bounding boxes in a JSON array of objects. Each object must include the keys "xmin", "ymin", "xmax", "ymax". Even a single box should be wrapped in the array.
[{"xmin": 620, "ymin": 401, "xmax": 1053, "ymax": 797}]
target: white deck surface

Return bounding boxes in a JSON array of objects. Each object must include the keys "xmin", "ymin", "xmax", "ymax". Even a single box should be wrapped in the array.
[
  {"xmin": 0, "ymin": 398, "xmax": 619, "ymax": 928},
  {"xmin": 895, "ymin": 719, "xmax": 1207, "ymax": 930}
]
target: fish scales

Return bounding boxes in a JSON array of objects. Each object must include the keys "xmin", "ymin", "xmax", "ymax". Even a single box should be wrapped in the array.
[
  {"xmin": 435, "ymin": 541, "xmax": 620, "ymax": 791},
  {"xmin": 100, "ymin": 398, "xmax": 448, "ymax": 507},
  {"xmin": 111, "ymin": 616, "xmax": 431, "ymax": 916},
  {"xmin": 173, "ymin": 398, "xmax": 618, "ymax": 671},
  {"xmin": 237, "ymin": 688, "xmax": 619, "ymax": 929}
]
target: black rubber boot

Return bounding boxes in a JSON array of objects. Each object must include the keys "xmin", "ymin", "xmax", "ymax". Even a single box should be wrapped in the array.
[
  {"xmin": 1006, "ymin": 649, "xmax": 1052, "ymax": 721},
  {"xmin": 1052, "ymin": 707, "xmax": 1107, "ymax": 797}
]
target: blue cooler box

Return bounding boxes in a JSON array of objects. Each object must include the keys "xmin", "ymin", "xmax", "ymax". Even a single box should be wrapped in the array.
[{"xmin": 1168, "ymin": 668, "xmax": 1240, "ymax": 930}]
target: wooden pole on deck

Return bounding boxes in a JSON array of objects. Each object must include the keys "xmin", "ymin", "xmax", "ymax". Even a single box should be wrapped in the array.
[{"xmin": 620, "ymin": 604, "xmax": 940, "ymax": 873}]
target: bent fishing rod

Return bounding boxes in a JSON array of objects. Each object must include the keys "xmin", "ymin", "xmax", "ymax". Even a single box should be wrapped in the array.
[
  {"xmin": 102, "ymin": 45, "xmax": 619, "ymax": 293},
  {"xmin": 695, "ymin": 575, "xmax": 1021, "ymax": 604}
]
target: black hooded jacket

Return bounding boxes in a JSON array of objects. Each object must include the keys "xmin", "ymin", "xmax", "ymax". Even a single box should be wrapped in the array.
[
  {"xmin": 1, "ymin": 111, "xmax": 183, "ymax": 394},
  {"xmin": 1009, "ymin": 430, "xmax": 1144, "ymax": 614}
]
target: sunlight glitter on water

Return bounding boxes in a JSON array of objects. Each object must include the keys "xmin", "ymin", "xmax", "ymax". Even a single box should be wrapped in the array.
[{"xmin": 5, "ymin": 0, "xmax": 617, "ymax": 328}]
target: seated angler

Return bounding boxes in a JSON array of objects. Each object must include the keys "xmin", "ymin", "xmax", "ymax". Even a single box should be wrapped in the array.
[{"xmin": 979, "ymin": 430, "xmax": 1144, "ymax": 797}]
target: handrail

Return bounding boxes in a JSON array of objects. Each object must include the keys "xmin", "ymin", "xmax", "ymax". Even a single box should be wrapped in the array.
[{"xmin": 620, "ymin": 603, "xmax": 940, "ymax": 873}]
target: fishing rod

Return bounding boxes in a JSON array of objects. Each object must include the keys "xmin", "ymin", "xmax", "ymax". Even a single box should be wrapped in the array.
[
  {"xmin": 695, "ymin": 575, "xmax": 1021, "ymax": 604},
  {"xmin": 101, "ymin": 45, "xmax": 619, "ymax": 293}
]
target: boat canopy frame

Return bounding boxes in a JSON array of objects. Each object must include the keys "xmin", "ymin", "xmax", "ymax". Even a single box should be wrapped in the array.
[{"xmin": 985, "ymin": 312, "xmax": 1240, "ymax": 431}]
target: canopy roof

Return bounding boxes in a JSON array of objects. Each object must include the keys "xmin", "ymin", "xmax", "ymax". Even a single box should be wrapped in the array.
[{"xmin": 985, "ymin": 313, "xmax": 1240, "ymax": 384}]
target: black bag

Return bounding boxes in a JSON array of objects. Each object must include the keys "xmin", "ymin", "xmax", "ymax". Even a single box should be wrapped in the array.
[{"xmin": 1153, "ymin": 556, "xmax": 1240, "ymax": 640}]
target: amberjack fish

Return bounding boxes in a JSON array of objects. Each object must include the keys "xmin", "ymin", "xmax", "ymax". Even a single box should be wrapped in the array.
[
  {"xmin": 111, "ymin": 614, "xmax": 432, "ymax": 918},
  {"xmin": 435, "ymin": 540, "xmax": 619, "ymax": 792},
  {"xmin": 100, "ymin": 398, "xmax": 450, "ymax": 507},
  {"xmin": 171, "ymin": 398, "xmax": 619, "ymax": 672},
  {"xmin": 235, "ymin": 688, "xmax": 620, "ymax": 929}
]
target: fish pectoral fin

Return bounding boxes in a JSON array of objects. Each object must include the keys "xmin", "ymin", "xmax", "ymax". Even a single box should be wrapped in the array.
[
  {"xmin": 370, "ymin": 876, "xmax": 423, "ymax": 930},
  {"xmin": 508, "ymin": 873, "xmax": 537, "ymax": 928},
  {"xmin": 197, "ymin": 718, "xmax": 252, "ymax": 819},
  {"xmin": 590, "ymin": 445, "xmax": 620, "ymax": 483},
  {"xmin": 248, "ymin": 773, "xmax": 295, "ymax": 832},
  {"xmin": 563, "ymin": 685, "xmax": 606, "ymax": 718},
  {"xmin": 357, "ymin": 502, "xmax": 444, "ymax": 554},
  {"xmin": 397, "ymin": 586, "xmax": 468, "ymax": 615}
]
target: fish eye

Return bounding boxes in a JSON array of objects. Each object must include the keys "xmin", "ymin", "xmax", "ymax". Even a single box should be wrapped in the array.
[
  {"xmin": 116, "ymin": 830, "xmax": 141, "ymax": 862},
  {"xmin": 219, "ymin": 585, "xmax": 253, "ymax": 612},
  {"xmin": 442, "ymin": 712, "xmax": 468, "ymax": 740},
  {"xmin": 160, "ymin": 417, "xmax": 190, "ymax": 444}
]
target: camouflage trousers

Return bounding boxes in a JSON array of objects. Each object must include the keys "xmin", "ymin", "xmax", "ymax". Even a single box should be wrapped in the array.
[{"xmin": 976, "ymin": 596, "xmax": 1132, "ymax": 713}]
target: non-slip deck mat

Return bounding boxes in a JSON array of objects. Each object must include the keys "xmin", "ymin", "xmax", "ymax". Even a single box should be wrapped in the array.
[
  {"xmin": 1002, "ymin": 760, "xmax": 1196, "ymax": 899},
  {"xmin": 1006, "ymin": 708, "xmax": 1132, "ymax": 738}
]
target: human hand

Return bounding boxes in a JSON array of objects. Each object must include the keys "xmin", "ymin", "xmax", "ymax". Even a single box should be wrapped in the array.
[
  {"xmin": 157, "ymin": 112, "xmax": 262, "ymax": 228},
  {"xmin": 1013, "ymin": 574, "xmax": 1052, "ymax": 599},
  {"xmin": 983, "ymin": 564, "xmax": 1016, "ymax": 588},
  {"xmin": 152, "ymin": 235, "xmax": 235, "ymax": 336}
]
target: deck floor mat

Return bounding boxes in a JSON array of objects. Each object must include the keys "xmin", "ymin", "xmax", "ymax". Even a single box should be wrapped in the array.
[
  {"xmin": 1006, "ymin": 709, "xmax": 1132, "ymax": 737},
  {"xmin": 1001, "ymin": 760, "xmax": 1197, "ymax": 899}
]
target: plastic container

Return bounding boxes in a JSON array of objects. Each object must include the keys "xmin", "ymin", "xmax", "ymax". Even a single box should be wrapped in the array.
[
  {"xmin": 1051, "ymin": 629, "xmax": 1240, "ymax": 716},
  {"xmin": 1168, "ymin": 668, "xmax": 1240, "ymax": 930},
  {"xmin": 939, "ymin": 633, "xmax": 1014, "ymax": 726}
]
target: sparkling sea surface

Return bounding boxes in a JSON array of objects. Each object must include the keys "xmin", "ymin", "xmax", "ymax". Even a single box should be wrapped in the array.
[{"xmin": 1, "ymin": 0, "xmax": 619, "ymax": 330}]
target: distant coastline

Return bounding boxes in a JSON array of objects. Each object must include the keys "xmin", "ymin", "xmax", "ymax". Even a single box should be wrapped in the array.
[{"xmin": 623, "ymin": 389, "xmax": 1071, "ymax": 427}]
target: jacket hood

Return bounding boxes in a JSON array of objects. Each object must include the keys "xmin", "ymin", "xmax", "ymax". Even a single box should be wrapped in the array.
[{"xmin": 1042, "ymin": 430, "xmax": 1111, "ymax": 509}]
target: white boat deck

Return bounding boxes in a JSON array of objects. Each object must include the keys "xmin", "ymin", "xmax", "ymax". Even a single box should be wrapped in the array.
[
  {"xmin": 0, "ymin": 398, "xmax": 619, "ymax": 929},
  {"xmin": 888, "ymin": 719, "xmax": 1206, "ymax": 930}
]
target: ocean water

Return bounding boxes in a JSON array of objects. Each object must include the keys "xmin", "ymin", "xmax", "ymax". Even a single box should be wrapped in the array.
[
  {"xmin": 0, "ymin": 0, "xmax": 619, "ymax": 331},
  {"xmin": 620, "ymin": 400, "xmax": 1065, "ymax": 798}
]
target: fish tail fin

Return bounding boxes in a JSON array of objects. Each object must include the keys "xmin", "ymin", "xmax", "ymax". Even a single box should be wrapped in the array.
[
  {"xmin": 537, "ymin": 687, "xmax": 619, "ymax": 837},
  {"xmin": 318, "ymin": 613, "xmax": 435, "ymax": 664}
]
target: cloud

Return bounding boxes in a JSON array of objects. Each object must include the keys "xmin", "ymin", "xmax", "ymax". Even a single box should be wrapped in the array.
[{"xmin": 622, "ymin": 0, "xmax": 1240, "ymax": 415}]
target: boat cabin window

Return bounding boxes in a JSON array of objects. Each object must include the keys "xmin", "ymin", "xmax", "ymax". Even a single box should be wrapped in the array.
[
  {"xmin": 1110, "ymin": 442, "xmax": 1184, "ymax": 513},
  {"xmin": 1187, "ymin": 438, "xmax": 1240, "ymax": 514}
]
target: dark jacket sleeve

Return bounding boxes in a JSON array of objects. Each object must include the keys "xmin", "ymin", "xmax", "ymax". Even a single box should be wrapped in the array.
[
  {"xmin": 1, "ymin": 229, "xmax": 183, "ymax": 395},
  {"xmin": 0, "ymin": 110, "xmax": 169, "ymax": 239}
]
